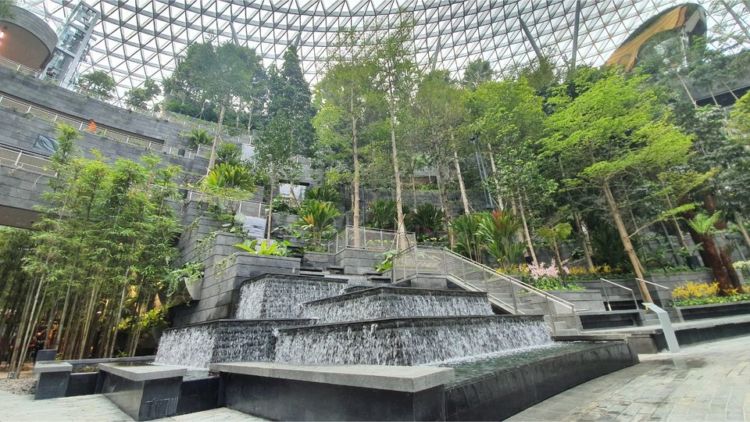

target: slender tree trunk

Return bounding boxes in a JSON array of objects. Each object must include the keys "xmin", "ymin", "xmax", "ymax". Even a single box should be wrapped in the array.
[
  {"xmin": 7, "ymin": 279, "xmax": 35, "ymax": 376},
  {"xmin": 207, "ymin": 104, "xmax": 226, "ymax": 171},
  {"xmin": 735, "ymin": 213, "xmax": 750, "ymax": 250},
  {"xmin": 108, "ymin": 281, "xmax": 129, "ymax": 357},
  {"xmin": 388, "ymin": 110, "xmax": 407, "ymax": 250},
  {"xmin": 574, "ymin": 212, "xmax": 596, "ymax": 271},
  {"xmin": 551, "ymin": 239, "xmax": 564, "ymax": 275},
  {"xmin": 452, "ymin": 148, "xmax": 470, "ymax": 215},
  {"xmin": 410, "ymin": 169, "xmax": 417, "ymax": 210},
  {"xmin": 517, "ymin": 194, "xmax": 539, "ymax": 267},
  {"xmin": 487, "ymin": 144, "xmax": 504, "ymax": 210},
  {"xmin": 435, "ymin": 160, "xmax": 455, "ymax": 248},
  {"xmin": 13, "ymin": 284, "xmax": 47, "ymax": 377},
  {"xmin": 351, "ymin": 111, "xmax": 361, "ymax": 248},
  {"xmin": 266, "ymin": 170, "xmax": 275, "ymax": 240},
  {"xmin": 78, "ymin": 284, "xmax": 99, "ymax": 359},
  {"xmin": 52, "ymin": 285, "xmax": 71, "ymax": 350},
  {"xmin": 602, "ymin": 180, "xmax": 653, "ymax": 303}
]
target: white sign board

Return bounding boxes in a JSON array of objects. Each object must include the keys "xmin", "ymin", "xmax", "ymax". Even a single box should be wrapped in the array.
[{"xmin": 278, "ymin": 183, "xmax": 307, "ymax": 201}]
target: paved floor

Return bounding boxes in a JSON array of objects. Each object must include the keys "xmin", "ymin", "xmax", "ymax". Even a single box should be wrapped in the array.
[
  {"xmin": 0, "ymin": 391, "xmax": 263, "ymax": 421},
  {"xmin": 510, "ymin": 335, "xmax": 750, "ymax": 421}
]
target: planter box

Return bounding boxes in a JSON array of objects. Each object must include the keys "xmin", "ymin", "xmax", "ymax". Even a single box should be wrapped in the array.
[{"xmin": 677, "ymin": 301, "xmax": 750, "ymax": 320}]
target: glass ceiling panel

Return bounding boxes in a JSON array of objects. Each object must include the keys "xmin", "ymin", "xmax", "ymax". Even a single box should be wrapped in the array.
[{"xmin": 23, "ymin": 0, "xmax": 750, "ymax": 100}]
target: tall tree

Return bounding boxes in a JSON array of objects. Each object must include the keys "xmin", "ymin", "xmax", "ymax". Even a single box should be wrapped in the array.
[
  {"xmin": 165, "ymin": 42, "xmax": 266, "ymax": 169},
  {"xmin": 373, "ymin": 23, "xmax": 419, "ymax": 249},
  {"xmin": 544, "ymin": 71, "xmax": 693, "ymax": 302},
  {"xmin": 462, "ymin": 59, "xmax": 493, "ymax": 89},
  {"xmin": 314, "ymin": 40, "xmax": 381, "ymax": 247},
  {"xmin": 267, "ymin": 45, "xmax": 317, "ymax": 155}
]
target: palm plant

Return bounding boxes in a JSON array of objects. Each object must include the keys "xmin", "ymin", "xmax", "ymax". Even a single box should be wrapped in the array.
[
  {"xmin": 477, "ymin": 210, "xmax": 525, "ymax": 268},
  {"xmin": 451, "ymin": 213, "xmax": 483, "ymax": 261},
  {"xmin": 186, "ymin": 129, "xmax": 214, "ymax": 151},
  {"xmin": 294, "ymin": 199, "xmax": 341, "ymax": 250},
  {"xmin": 367, "ymin": 199, "xmax": 409, "ymax": 230},
  {"xmin": 407, "ymin": 203, "xmax": 444, "ymax": 242},
  {"xmin": 305, "ymin": 184, "xmax": 340, "ymax": 204}
]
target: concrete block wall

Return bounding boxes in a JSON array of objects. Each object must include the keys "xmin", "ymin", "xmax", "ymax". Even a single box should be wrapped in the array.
[
  {"xmin": 172, "ymin": 219, "xmax": 301, "ymax": 327},
  {"xmin": 335, "ymin": 248, "xmax": 383, "ymax": 275},
  {"xmin": 0, "ymin": 107, "xmax": 208, "ymax": 180},
  {"xmin": 0, "ymin": 67, "xmax": 187, "ymax": 147},
  {"xmin": 0, "ymin": 166, "xmax": 47, "ymax": 227}
]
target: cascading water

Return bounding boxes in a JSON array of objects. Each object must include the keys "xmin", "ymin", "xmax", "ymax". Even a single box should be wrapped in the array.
[
  {"xmin": 273, "ymin": 315, "xmax": 553, "ymax": 366},
  {"xmin": 235, "ymin": 276, "xmax": 344, "ymax": 319},
  {"xmin": 301, "ymin": 288, "xmax": 493, "ymax": 323},
  {"xmin": 155, "ymin": 319, "xmax": 314, "ymax": 368}
]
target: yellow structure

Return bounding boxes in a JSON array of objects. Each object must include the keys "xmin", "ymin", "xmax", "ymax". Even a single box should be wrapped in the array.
[{"xmin": 606, "ymin": 4, "xmax": 706, "ymax": 71}]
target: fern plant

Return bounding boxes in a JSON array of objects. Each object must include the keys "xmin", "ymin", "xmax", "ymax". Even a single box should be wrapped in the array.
[{"xmin": 294, "ymin": 199, "xmax": 340, "ymax": 250}]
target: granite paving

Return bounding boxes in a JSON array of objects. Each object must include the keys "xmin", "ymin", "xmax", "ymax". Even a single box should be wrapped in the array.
[{"xmin": 510, "ymin": 334, "xmax": 750, "ymax": 421}]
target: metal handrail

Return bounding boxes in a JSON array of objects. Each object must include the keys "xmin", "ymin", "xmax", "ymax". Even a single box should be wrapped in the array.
[
  {"xmin": 0, "ymin": 56, "xmax": 40, "ymax": 77},
  {"xmin": 636, "ymin": 278, "xmax": 670, "ymax": 290},
  {"xmin": 599, "ymin": 278, "xmax": 639, "ymax": 311},
  {"xmin": 437, "ymin": 247, "xmax": 577, "ymax": 315},
  {"xmin": 392, "ymin": 245, "xmax": 577, "ymax": 318}
]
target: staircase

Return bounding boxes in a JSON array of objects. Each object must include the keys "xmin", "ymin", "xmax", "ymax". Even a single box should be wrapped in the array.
[{"xmin": 392, "ymin": 246, "xmax": 581, "ymax": 334}]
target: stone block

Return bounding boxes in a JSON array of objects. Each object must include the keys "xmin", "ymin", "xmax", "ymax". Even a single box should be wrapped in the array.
[
  {"xmin": 33, "ymin": 362, "xmax": 72, "ymax": 400},
  {"xmin": 99, "ymin": 364, "xmax": 186, "ymax": 421},
  {"xmin": 213, "ymin": 363, "xmax": 452, "ymax": 421}
]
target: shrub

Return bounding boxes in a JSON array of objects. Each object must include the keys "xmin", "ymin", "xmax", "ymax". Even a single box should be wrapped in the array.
[
  {"xmin": 672, "ymin": 281, "xmax": 720, "ymax": 301},
  {"xmin": 234, "ymin": 239, "xmax": 290, "ymax": 256},
  {"xmin": 186, "ymin": 129, "xmax": 214, "ymax": 150},
  {"xmin": 406, "ymin": 203, "xmax": 444, "ymax": 242},
  {"xmin": 294, "ymin": 200, "xmax": 341, "ymax": 250},
  {"xmin": 216, "ymin": 142, "xmax": 241, "ymax": 165}
]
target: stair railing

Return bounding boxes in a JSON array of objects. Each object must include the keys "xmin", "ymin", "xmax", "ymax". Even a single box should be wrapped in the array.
[
  {"xmin": 392, "ymin": 245, "xmax": 577, "ymax": 319},
  {"xmin": 599, "ymin": 278, "xmax": 639, "ymax": 311}
]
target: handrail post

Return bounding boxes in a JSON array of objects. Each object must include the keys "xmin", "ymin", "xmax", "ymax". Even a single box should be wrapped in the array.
[
  {"xmin": 511, "ymin": 284, "xmax": 518, "ymax": 313},
  {"xmin": 14, "ymin": 152, "xmax": 21, "ymax": 167},
  {"xmin": 601, "ymin": 278, "xmax": 611, "ymax": 311},
  {"xmin": 413, "ymin": 246, "xmax": 419, "ymax": 277}
]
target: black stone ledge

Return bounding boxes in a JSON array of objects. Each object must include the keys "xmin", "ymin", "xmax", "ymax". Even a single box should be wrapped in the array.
[
  {"xmin": 277, "ymin": 314, "xmax": 545, "ymax": 333},
  {"xmin": 302, "ymin": 285, "xmax": 489, "ymax": 306},
  {"xmin": 161, "ymin": 318, "xmax": 317, "ymax": 333},
  {"xmin": 33, "ymin": 362, "xmax": 72, "ymax": 400},
  {"xmin": 239, "ymin": 272, "xmax": 350, "ymax": 287},
  {"xmin": 445, "ymin": 341, "xmax": 639, "ymax": 421},
  {"xmin": 99, "ymin": 364, "xmax": 186, "ymax": 421},
  {"xmin": 215, "ymin": 363, "xmax": 453, "ymax": 421}
]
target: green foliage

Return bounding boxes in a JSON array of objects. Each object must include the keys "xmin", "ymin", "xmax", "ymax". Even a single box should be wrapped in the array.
[
  {"xmin": 166, "ymin": 261, "xmax": 204, "ymax": 296},
  {"xmin": 125, "ymin": 79, "xmax": 161, "ymax": 110},
  {"xmin": 272, "ymin": 197, "xmax": 298, "ymax": 214},
  {"xmin": 687, "ymin": 212, "xmax": 721, "ymax": 236},
  {"xmin": 477, "ymin": 210, "xmax": 525, "ymax": 267},
  {"xmin": 234, "ymin": 239, "xmax": 290, "ymax": 256},
  {"xmin": 163, "ymin": 42, "xmax": 267, "ymax": 126},
  {"xmin": 202, "ymin": 163, "xmax": 255, "ymax": 199},
  {"xmin": 216, "ymin": 143, "xmax": 242, "ymax": 166},
  {"xmin": 305, "ymin": 184, "xmax": 340, "ymax": 204},
  {"xmin": 367, "ymin": 199, "xmax": 402, "ymax": 230},
  {"xmin": 78, "ymin": 71, "xmax": 116, "ymax": 99},
  {"xmin": 294, "ymin": 199, "xmax": 341, "ymax": 250},
  {"xmin": 451, "ymin": 213, "xmax": 484, "ymax": 262},
  {"xmin": 186, "ymin": 129, "xmax": 213, "ymax": 150},
  {"xmin": 375, "ymin": 249, "xmax": 398, "ymax": 273},
  {"xmin": 728, "ymin": 91, "xmax": 750, "ymax": 145},
  {"xmin": 406, "ymin": 203, "xmax": 444, "ymax": 242},
  {"xmin": 531, "ymin": 277, "xmax": 584, "ymax": 292},
  {"xmin": 462, "ymin": 59, "xmax": 494, "ymax": 89}
]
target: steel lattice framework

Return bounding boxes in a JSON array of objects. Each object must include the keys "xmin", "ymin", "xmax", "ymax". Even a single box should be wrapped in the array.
[{"xmin": 20, "ymin": 0, "xmax": 750, "ymax": 99}]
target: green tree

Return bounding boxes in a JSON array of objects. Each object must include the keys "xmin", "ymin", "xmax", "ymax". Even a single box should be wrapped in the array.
[
  {"xmin": 544, "ymin": 71, "xmax": 692, "ymax": 302},
  {"xmin": 294, "ymin": 199, "xmax": 341, "ymax": 250},
  {"xmin": 165, "ymin": 42, "xmax": 266, "ymax": 169},
  {"xmin": 314, "ymin": 37, "xmax": 380, "ymax": 247},
  {"xmin": 125, "ymin": 79, "xmax": 161, "ymax": 110},
  {"xmin": 267, "ymin": 45, "xmax": 317, "ymax": 154},
  {"xmin": 373, "ymin": 23, "xmax": 420, "ymax": 249},
  {"xmin": 728, "ymin": 91, "xmax": 750, "ymax": 145},
  {"xmin": 78, "ymin": 71, "xmax": 116, "ymax": 100},
  {"xmin": 462, "ymin": 59, "xmax": 493, "ymax": 89}
]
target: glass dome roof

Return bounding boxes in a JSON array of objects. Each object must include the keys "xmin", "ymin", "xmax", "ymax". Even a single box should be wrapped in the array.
[{"xmin": 21, "ymin": 0, "xmax": 750, "ymax": 99}]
